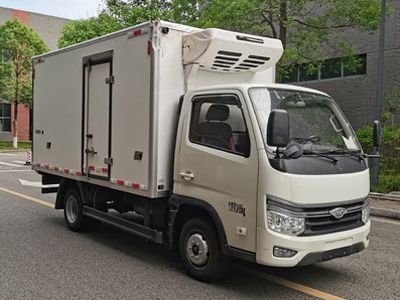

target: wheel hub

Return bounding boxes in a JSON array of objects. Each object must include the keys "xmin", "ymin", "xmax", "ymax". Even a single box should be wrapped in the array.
[
  {"xmin": 65, "ymin": 195, "xmax": 78, "ymax": 224},
  {"xmin": 186, "ymin": 233, "xmax": 209, "ymax": 267}
]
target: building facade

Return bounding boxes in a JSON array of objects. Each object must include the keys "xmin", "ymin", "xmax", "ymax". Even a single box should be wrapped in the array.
[
  {"xmin": 280, "ymin": 0, "xmax": 400, "ymax": 129},
  {"xmin": 0, "ymin": 7, "xmax": 69, "ymax": 141}
]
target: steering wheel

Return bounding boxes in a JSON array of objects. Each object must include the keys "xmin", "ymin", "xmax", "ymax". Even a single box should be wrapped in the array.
[{"xmin": 304, "ymin": 135, "xmax": 321, "ymax": 143}]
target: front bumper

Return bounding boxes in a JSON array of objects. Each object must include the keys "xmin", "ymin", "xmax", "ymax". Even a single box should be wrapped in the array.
[
  {"xmin": 297, "ymin": 242, "xmax": 365, "ymax": 266},
  {"xmin": 256, "ymin": 220, "xmax": 370, "ymax": 267}
]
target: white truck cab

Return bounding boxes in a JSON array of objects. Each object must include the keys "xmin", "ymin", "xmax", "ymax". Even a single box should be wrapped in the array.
[
  {"xmin": 175, "ymin": 83, "xmax": 370, "ymax": 267},
  {"xmin": 32, "ymin": 21, "xmax": 370, "ymax": 281}
]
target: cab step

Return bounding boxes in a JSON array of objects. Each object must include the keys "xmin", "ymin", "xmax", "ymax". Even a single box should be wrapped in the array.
[{"xmin": 83, "ymin": 206, "xmax": 163, "ymax": 243}]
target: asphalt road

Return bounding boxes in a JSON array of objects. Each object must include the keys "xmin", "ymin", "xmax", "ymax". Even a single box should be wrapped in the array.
[{"xmin": 0, "ymin": 152, "xmax": 399, "ymax": 300}]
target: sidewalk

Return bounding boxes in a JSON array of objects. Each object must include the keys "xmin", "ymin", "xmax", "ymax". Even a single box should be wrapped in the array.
[{"xmin": 369, "ymin": 192, "xmax": 400, "ymax": 220}]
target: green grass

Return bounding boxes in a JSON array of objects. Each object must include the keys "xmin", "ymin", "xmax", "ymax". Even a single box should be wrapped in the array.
[{"xmin": 0, "ymin": 141, "xmax": 31, "ymax": 150}]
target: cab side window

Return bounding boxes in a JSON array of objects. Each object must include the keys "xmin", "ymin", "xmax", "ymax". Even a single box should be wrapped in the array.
[{"xmin": 189, "ymin": 95, "xmax": 250, "ymax": 157}]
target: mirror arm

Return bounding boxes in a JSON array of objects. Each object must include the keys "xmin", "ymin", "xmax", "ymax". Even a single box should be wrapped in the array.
[
  {"xmin": 275, "ymin": 147, "xmax": 281, "ymax": 158},
  {"xmin": 364, "ymin": 154, "xmax": 382, "ymax": 158}
]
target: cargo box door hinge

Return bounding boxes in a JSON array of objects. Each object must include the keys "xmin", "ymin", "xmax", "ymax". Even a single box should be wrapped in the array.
[
  {"xmin": 105, "ymin": 76, "xmax": 114, "ymax": 84},
  {"xmin": 104, "ymin": 157, "xmax": 113, "ymax": 166}
]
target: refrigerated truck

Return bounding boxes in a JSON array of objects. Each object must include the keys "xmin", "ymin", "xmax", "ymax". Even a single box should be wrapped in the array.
[{"xmin": 32, "ymin": 20, "xmax": 371, "ymax": 281}]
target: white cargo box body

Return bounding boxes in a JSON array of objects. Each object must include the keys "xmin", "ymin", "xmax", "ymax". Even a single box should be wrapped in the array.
[{"xmin": 33, "ymin": 21, "xmax": 282, "ymax": 198}]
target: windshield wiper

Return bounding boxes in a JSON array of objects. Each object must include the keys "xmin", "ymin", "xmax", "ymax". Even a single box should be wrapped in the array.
[
  {"xmin": 326, "ymin": 150, "xmax": 364, "ymax": 160},
  {"xmin": 303, "ymin": 150, "xmax": 338, "ymax": 164}
]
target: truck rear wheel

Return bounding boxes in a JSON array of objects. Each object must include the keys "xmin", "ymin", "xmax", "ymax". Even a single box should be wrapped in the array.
[
  {"xmin": 179, "ymin": 218, "xmax": 227, "ymax": 282},
  {"xmin": 63, "ymin": 187, "xmax": 98, "ymax": 231}
]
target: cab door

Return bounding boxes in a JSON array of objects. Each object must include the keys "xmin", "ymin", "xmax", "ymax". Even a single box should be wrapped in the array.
[{"xmin": 174, "ymin": 91, "xmax": 258, "ymax": 252}]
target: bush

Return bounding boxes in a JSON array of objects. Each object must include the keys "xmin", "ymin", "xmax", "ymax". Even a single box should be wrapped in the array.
[
  {"xmin": 356, "ymin": 126, "xmax": 400, "ymax": 193},
  {"xmin": 356, "ymin": 126, "xmax": 400, "ymax": 157},
  {"xmin": 0, "ymin": 141, "xmax": 31, "ymax": 150},
  {"xmin": 372, "ymin": 174, "xmax": 400, "ymax": 193},
  {"xmin": 356, "ymin": 126, "xmax": 400, "ymax": 153}
]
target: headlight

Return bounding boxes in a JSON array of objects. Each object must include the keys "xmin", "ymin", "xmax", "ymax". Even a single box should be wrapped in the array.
[
  {"xmin": 267, "ymin": 210, "xmax": 305, "ymax": 236},
  {"xmin": 362, "ymin": 204, "xmax": 370, "ymax": 224}
]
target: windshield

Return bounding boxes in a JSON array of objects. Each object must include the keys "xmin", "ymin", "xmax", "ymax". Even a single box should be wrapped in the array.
[{"xmin": 249, "ymin": 88, "xmax": 361, "ymax": 153}]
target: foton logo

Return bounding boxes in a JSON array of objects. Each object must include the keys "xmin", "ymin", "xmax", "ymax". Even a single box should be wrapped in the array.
[{"xmin": 329, "ymin": 207, "xmax": 347, "ymax": 219}]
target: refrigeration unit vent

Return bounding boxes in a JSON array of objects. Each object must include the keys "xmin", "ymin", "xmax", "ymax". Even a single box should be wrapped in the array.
[{"xmin": 183, "ymin": 28, "xmax": 282, "ymax": 73}]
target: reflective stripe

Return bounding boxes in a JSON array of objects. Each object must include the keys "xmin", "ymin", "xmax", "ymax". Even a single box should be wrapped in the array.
[
  {"xmin": 34, "ymin": 165, "xmax": 147, "ymax": 191},
  {"xmin": 88, "ymin": 165, "xmax": 108, "ymax": 174}
]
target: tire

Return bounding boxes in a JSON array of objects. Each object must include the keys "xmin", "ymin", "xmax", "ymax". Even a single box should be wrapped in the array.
[
  {"xmin": 63, "ymin": 187, "xmax": 98, "ymax": 232},
  {"xmin": 179, "ymin": 218, "xmax": 228, "ymax": 282}
]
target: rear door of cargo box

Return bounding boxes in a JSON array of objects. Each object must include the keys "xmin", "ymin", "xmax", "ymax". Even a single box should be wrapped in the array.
[{"xmin": 83, "ymin": 56, "xmax": 113, "ymax": 179}]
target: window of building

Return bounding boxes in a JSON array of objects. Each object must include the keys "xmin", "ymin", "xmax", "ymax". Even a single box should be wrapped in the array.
[
  {"xmin": 321, "ymin": 58, "xmax": 342, "ymax": 79},
  {"xmin": 281, "ymin": 67, "xmax": 298, "ymax": 83},
  {"xmin": 299, "ymin": 63, "xmax": 318, "ymax": 82},
  {"xmin": 280, "ymin": 54, "xmax": 367, "ymax": 83},
  {"xmin": 344, "ymin": 54, "xmax": 367, "ymax": 77},
  {"xmin": 189, "ymin": 95, "xmax": 250, "ymax": 157},
  {"xmin": 0, "ymin": 103, "xmax": 11, "ymax": 132}
]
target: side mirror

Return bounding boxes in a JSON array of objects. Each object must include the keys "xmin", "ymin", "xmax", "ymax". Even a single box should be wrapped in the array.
[
  {"xmin": 373, "ymin": 120, "xmax": 382, "ymax": 147},
  {"xmin": 267, "ymin": 109, "xmax": 289, "ymax": 147}
]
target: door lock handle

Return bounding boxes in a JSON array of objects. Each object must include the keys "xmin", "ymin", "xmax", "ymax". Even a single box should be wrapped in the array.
[
  {"xmin": 85, "ymin": 148, "xmax": 98, "ymax": 155},
  {"xmin": 179, "ymin": 171, "xmax": 194, "ymax": 181}
]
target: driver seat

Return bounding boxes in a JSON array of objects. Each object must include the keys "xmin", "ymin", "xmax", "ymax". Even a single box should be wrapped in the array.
[{"xmin": 197, "ymin": 104, "xmax": 235, "ymax": 151}]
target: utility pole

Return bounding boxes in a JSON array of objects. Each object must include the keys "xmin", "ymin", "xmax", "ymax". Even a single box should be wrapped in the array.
[{"xmin": 371, "ymin": 0, "xmax": 386, "ymax": 188}]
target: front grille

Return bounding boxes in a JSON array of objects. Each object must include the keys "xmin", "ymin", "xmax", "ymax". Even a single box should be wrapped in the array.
[
  {"xmin": 267, "ymin": 197, "xmax": 368, "ymax": 236},
  {"xmin": 304, "ymin": 208, "xmax": 363, "ymax": 236}
]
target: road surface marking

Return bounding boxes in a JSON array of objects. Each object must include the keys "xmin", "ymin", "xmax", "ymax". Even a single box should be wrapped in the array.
[
  {"xmin": 0, "ymin": 161, "xmax": 24, "ymax": 168},
  {"xmin": 12, "ymin": 160, "xmax": 26, "ymax": 164},
  {"xmin": 236, "ymin": 265, "xmax": 345, "ymax": 300},
  {"xmin": 0, "ymin": 186, "xmax": 53, "ymax": 208},
  {"xmin": 0, "ymin": 169, "xmax": 34, "ymax": 173},
  {"xmin": 0, "ymin": 185, "xmax": 346, "ymax": 300},
  {"xmin": 19, "ymin": 179, "xmax": 59, "ymax": 188},
  {"xmin": 372, "ymin": 216, "xmax": 400, "ymax": 226}
]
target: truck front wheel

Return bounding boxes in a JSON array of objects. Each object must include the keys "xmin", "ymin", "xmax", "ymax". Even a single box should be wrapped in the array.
[
  {"xmin": 63, "ymin": 187, "xmax": 97, "ymax": 231},
  {"xmin": 179, "ymin": 218, "xmax": 227, "ymax": 281}
]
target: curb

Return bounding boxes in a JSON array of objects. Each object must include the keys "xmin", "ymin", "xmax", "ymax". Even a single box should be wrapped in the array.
[
  {"xmin": 0, "ymin": 150, "xmax": 31, "ymax": 153},
  {"xmin": 369, "ymin": 192, "xmax": 400, "ymax": 203},
  {"xmin": 371, "ymin": 207, "xmax": 400, "ymax": 220}
]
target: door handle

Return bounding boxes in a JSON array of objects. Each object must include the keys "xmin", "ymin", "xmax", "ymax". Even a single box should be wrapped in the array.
[
  {"xmin": 179, "ymin": 171, "xmax": 194, "ymax": 181},
  {"xmin": 85, "ymin": 147, "xmax": 98, "ymax": 155}
]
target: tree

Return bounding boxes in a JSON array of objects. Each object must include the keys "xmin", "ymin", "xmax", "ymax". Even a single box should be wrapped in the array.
[
  {"xmin": 169, "ymin": 0, "xmax": 202, "ymax": 25},
  {"xmin": 58, "ymin": 0, "xmax": 202, "ymax": 48},
  {"xmin": 57, "ymin": 0, "xmax": 383, "ymax": 76},
  {"xmin": 0, "ymin": 19, "xmax": 48, "ymax": 148},
  {"xmin": 195, "ymin": 0, "xmax": 382, "ymax": 74},
  {"xmin": 382, "ymin": 85, "xmax": 400, "ymax": 127},
  {"xmin": 58, "ymin": 12, "xmax": 123, "ymax": 48},
  {"xmin": 103, "ymin": 0, "xmax": 202, "ymax": 27},
  {"xmin": 104, "ymin": 0, "xmax": 171, "ymax": 26}
]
